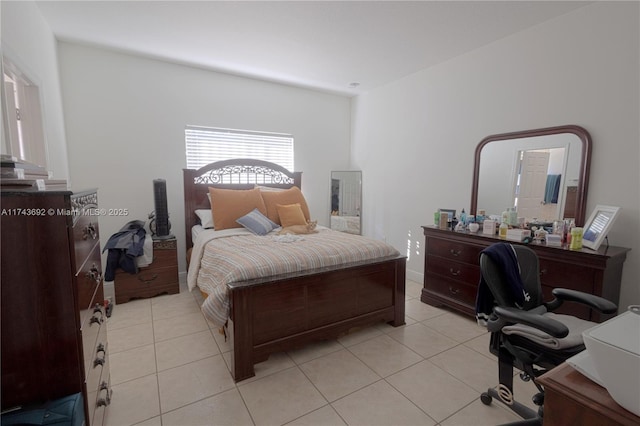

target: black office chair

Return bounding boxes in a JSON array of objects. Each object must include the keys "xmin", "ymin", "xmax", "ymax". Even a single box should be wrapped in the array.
[{"xmin": 476, "ymin": 243, "xmax": 617, "ymax": 426}]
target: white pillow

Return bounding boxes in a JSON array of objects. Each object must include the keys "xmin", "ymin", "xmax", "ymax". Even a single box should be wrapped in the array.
[
  {"xmin": 195, "ymin": 209, "xmax": 214, "ymax": 229},
  {"xmin": 255, "ymin": 185, "xmax": 286, "ymax": 192}
]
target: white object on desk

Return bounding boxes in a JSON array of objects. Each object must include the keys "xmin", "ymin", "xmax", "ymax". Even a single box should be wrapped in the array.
[{"xmin": 580, "ymin": 306, "xmax": 640, "ymax": 416}]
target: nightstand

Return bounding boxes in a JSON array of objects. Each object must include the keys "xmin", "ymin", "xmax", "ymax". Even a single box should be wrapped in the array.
[{"xmin": 114, "ymin": 237, "xmax": 179, "ymax": 303}]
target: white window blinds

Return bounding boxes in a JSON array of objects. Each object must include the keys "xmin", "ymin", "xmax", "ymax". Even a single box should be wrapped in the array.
[{"xmin": 185, "ymin": 126, "xmax": 294, "ymax": 171}]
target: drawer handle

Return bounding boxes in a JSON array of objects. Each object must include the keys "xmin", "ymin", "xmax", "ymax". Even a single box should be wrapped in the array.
[
  {"xmin": 89, "ymin": 315, "xmax": 103, "ymax": 326},
  {"xmin": 449, "ymin": 248, "xmax": 461, "ymax": 257},
  {"xmin": 540, "ymin": 269, "xmax": 547, "ymax": 275},
  {"xmin": 93, "ymin": 304, "xmax": 104, "ymax": 315},
  {"xmin": 96, "ymin": 387, "xmax": 111, "ymax": 407},
  {"xmin": 83, "ymin": 223, "xmax": 97, "ymax": 240},
  {"xmin": 448, "ymin": 286, "xmax": 460, "ymax": 295},
  {"xmin": 99, "ymin": 381, "xmax": 109, "ymax": 391},
  {"xmin": 138, "ymin": 274, "xmax": 158, "ymax": 284},
  {"xmin": 96, "ymin": 343, "xmax": 105, "ymax": 355},
  {"xmin": 93, "ymin": 354, "xmax": 106, "ymax": 368},
  {"xmin": 86, "ymin": 264, "xmax": 102, "ymax": 284},
  {"xmin": 449, "ymin": 268, "xmax": 461, "ymax": 276}
]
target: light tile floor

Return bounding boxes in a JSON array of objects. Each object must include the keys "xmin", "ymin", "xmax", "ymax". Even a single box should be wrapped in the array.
[{"xmin": 104, "ymin": 280, "xmax": 539, "ymax": 426}]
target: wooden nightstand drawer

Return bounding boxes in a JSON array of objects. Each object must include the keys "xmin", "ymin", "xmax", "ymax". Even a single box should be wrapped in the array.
[
  {"xmin": 115, "ymin": 265, "xmax": 179, "ymax": 303},
  {"xmin": 153, "ymin": 246, "xmax": 178, "ymax": 266},
  {"xmin": 115, "ymin": 238, "xmax": 179, "ymax": 303}
]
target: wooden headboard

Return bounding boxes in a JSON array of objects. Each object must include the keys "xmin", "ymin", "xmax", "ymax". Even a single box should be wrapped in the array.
[{"xmin": 183, "ymin": 158, "xmax": 302, "ymax": 248}]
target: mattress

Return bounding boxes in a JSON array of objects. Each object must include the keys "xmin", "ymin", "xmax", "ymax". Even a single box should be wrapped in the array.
[{"xmin": 188, "ymin": 226, "xmax": 399, "ymax": 327}]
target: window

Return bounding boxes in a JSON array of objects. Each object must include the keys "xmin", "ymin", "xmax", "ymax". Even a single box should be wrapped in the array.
[
  {"xmin": 185, "ymin": 126, "xmax": 294, "ymax": 171},
  {"xmin": 2, "ymin": 57, "xmax": 47, "ymax": 168}
]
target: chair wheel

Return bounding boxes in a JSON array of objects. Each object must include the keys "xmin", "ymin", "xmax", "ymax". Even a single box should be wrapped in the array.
[
  {"xmin": 520, "ymin": 372, "xmax": 531, "ymax": 382},
  {"xmin": 532, "ymin": 392, "xmax": 544, "ymax": 406},
  {"xmin": 480, "ymin": 392, "xmax": 493, "ymax": 405}
]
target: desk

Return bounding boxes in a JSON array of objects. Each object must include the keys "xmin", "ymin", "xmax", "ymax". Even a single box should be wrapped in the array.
[{"xmin": 538, "ymin": 362, "xmax": 640, "ymax": 426}]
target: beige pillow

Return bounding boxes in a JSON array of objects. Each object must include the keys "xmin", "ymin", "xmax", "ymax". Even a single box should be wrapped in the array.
[
  {"xmin": 209, "ymin": 187, "xmax": 267, "ymax": 230},
  {"xmin": 260, "ymin": 186, "xmax": 310, "ymax": 225},
  {"xmin": 277, "ymin": 203, "xmax": 308, "ymax": 227}
]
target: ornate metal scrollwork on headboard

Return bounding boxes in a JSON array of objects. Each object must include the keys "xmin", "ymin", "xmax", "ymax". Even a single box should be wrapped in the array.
[{"xmin": 193, "ymin": 164, "xmax": 296, "ymax": 185}]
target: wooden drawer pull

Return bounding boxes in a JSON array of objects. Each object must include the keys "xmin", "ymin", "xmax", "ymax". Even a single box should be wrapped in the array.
[
  {"xmin": 449, "ymin": 268, "xmax": 461, "ymax": 276},
  {"xmin": 93, "ymin": 354, "xmax": 106, "ymax": 368},
  {"xmin": 448, "ymin": 286, "xmax": 460, "ymax": 295},
  {"xmin": 83, "ymin": 223, "xmax": 97, "ymax": 240},
  {"xmin": 96, "ymin": 386, "xmax": 111, "ymax": 407},
  {"xmin": 86, "ymin": 264, "xmax": 102, "ymax": 284},
  {"xmin": 449, "ymin": 248, "xmax": 461, "ymax": 257},
  {"xmin": 138, "ymin": 274, "xmax": 158, "ymax": 284},
  {"xmin": 89, "ymin": 314, "xmax": 103, "ymax": 326},
  {"xmin": 96, "ymin": 343, "xmax": 105, "ymax": 355}
]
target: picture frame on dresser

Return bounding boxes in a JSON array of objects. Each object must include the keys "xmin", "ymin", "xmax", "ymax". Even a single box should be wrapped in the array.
[{"xmin": 582, "ymin": 205, "xmax": 621, "ymax": 251}]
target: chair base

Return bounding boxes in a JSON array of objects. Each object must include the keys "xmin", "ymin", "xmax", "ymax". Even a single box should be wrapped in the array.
[{"xmin": 481, "ymin": 387, "xmax": 542, "ymax": 426}]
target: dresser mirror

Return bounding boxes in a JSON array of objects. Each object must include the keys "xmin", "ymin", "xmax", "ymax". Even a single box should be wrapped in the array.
[
  {"xmin": 330, "ymin": 171, "xmax": 362, "ymax": 235},
  {"xmin": 470, "ymin": 125, "xmax": 591, "ymax": 226}
]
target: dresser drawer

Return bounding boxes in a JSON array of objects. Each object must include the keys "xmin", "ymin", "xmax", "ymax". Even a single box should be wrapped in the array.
[
  {"xmin": 424, "ymin": 273, "xmax": 478, "ymax": 308},
  {"xmin": 92, "ymin": 373, "xmax": 111, "ymax": 426},
  {"xmin": 427, "ymin": 236, "xmax": 483, "ymax": 265},
  {"xmin": 426, "ymin": 255, "xmax": 481, "ymax": 283},
  {"xmin": 86, "ymin": 320, "xmax": 107, "ymax": 394},
  {"xmin": 538, "ymin": 258, "xmax": 595, "ymax": 293},
  {"xmin": 77, "ymin": 244, "xmax": 103, "ymax": 313},
  {"xmin": 81, "ymin": 301, "xmax": 106, "ymax": 376},
  {"xmin": 73, "ymin": 215, "xmax": 100, "ymax": 272}
]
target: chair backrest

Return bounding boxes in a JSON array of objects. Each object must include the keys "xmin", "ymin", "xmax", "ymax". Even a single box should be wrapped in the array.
[{"xmin": 479, "ymin": 243, "xmax": 543, "ymax": 311}]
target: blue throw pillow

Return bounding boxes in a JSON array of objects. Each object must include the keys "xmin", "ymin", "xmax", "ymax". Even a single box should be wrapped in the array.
[{"xmin": 236, "ymin": 208, "xmax": 280, "ymax": 236}]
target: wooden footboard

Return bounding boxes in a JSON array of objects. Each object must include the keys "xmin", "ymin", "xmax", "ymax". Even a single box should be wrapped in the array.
[{"xmin": 226, "ymin": 255, "xmax": 406, "ymax": 382}]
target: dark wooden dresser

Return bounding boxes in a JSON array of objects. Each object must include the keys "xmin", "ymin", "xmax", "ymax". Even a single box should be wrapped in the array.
[
  {"xmin": 114, "ymin": 237, "xmax": 179, "ymax": 303},
  {"xmin": 1, "ymin": 189, "xmax": 111, "ymax": 425},
  {"xmin": 421, "ymin": 226, "xmax": 630, "ymax": 322}
]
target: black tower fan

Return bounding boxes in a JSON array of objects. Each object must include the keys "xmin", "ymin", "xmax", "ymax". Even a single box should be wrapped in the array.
[{"xmin": 151, "ymin": 179, "xmax": 173, "ymax": 239}]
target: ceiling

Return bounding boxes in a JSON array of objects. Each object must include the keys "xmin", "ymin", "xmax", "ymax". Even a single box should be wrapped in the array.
[{"xmin": 36, "ymin": 1, "xmax": 591, "ymax": 96}]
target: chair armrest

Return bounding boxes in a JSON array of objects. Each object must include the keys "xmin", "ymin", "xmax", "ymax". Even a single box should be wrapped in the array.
[
  {"xmin": 493, "ymin": 306, "xmax": 569, "ymax": 338},
  {"xmin": 547, "ymin": 288, "xmax": 618, "ymax": 314}
]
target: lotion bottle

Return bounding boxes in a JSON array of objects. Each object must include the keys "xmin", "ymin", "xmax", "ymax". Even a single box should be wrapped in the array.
[
  {"xmin": 509, "ymin": 208, "xmax": 518, "ymax": 226},
  {"xmin": 499, "ymin": 221, "xmax": 508, "ymax": 239}
]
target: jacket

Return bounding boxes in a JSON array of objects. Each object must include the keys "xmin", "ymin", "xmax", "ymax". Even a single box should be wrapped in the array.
[
  {"xmin": 103, "ymin": 220, "xmax": 146, "ymax": 281},
  {"xmin": 475, "ymin": 243, "xmax": 526, "ymax": 326}
]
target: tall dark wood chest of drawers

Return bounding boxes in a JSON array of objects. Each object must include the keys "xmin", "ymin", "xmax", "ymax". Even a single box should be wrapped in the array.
[
  {"xmin": 421, "ymin": 226, "xmax": 630, "ymax": 322},
  {"xmin": 1, "ymin": 189, "xmax": 111, "ymax": 425}
]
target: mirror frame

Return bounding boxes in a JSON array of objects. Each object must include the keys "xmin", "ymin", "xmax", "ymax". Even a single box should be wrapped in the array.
[{"xmin": 470, "ymin": 125, "xmax": 592, "ymax": 226}]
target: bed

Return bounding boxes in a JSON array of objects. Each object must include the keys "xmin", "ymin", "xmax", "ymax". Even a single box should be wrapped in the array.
[{"xmin": 183, "ymin": 159, "xmax": 406, "ymax": 382}]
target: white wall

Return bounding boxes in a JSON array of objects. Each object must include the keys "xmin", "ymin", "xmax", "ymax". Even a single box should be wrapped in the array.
[
  {"xmin": 1, "ymin": 1, "xmax": 69, "ymax": 179},
  {"xmin": 57, "ymin": 43, "xmax": 352, "ymax": 290},
  {"xmin": 351, "ymin": 2, "xmax": 640, "ymax": 309}
]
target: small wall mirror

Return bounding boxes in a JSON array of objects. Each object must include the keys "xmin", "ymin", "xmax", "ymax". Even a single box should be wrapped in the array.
[
  {"xmin": 471, "ymin": 125, "xmax": 592, "ymax": 226},
  {"xmin": 330, "ymin": 171, "xmax": 362, "ymax": 235}
]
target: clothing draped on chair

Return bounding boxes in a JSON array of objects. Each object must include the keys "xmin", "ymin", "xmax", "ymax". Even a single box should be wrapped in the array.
[{"xmin": 475, "ymin": 243, "xmax": 528, "ymax": 326}]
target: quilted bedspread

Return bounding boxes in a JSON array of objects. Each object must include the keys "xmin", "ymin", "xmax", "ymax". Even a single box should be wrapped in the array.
[{"xmin": 187, "ymin": 226, "xmax": 400, "ymax": 327}]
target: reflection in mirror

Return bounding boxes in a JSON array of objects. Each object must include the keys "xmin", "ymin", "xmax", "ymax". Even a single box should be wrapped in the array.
[
  {"xmin": 471, "ymin": 125, "xmax": 591, "ymax": 226},
  {"xmin": 330, "ymin": 171, "xmax": 362, "ymax": 235}
]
